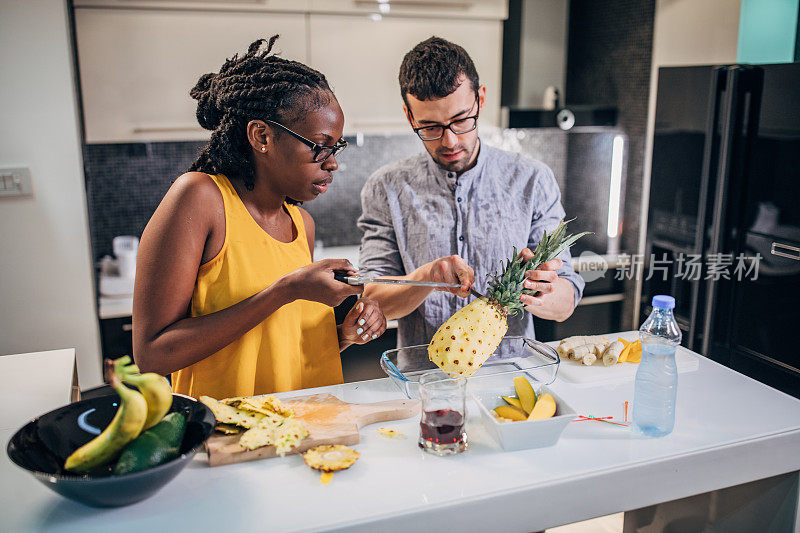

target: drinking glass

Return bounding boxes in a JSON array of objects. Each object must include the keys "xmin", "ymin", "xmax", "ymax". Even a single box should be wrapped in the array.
[{"xmin": 418, "ymin": 370, "xmax": 467, "ymax": 455}]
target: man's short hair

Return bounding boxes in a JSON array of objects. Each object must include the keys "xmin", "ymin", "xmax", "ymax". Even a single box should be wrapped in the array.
[{"xmin": 399, "ymin": 36, "xmax": 479, "ymax": 107}]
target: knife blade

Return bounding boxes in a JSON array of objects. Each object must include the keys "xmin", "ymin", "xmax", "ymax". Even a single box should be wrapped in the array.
[{"xmin": 334, "ymin": 271, "xmax": 462, "ymax": 289}]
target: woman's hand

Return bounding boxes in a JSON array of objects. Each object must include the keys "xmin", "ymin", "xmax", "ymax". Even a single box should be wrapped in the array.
[
  {"xmin": 281, "ymin": 259, "xmax": 363, "ymax": 307},
  {"xmin": 339, "ymin": 297, "xmax": 387, "ymax": 348},
  {"xmin": 425, "ymin": 255, "xmax": 475, "ymax": 297}
]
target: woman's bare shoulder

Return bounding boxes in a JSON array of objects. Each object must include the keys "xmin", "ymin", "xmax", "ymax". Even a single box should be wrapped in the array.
[
  {"xmin": 168, "ymin": 172, "xmax": 222, "ymax": 205},
  {"xmin": 145, "ymin": 171, "xmax": 225, "ymax": 243}
]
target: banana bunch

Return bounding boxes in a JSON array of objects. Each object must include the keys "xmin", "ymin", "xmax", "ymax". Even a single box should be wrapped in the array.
[
  {"xmin": 115, "ymin": 356, "xmax": 173, "ymax": 430},
  {"xmin": 64, "ymin": 357, "xmax": 174, "ymax": 473}
]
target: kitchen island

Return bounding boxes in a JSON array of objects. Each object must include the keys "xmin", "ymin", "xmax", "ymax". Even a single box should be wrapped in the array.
[{"xmin": 3, "ymin": 336, "xmax": 800, "ymax": 532}]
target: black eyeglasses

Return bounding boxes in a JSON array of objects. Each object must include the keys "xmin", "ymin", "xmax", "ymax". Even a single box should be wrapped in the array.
[
  {"xmin": 264, "ymin": 119, "xmax": 347, "ymax": 163},
  {"xmin": 411, "ymin": 99, "xmax": 480, "ymax": 141}
]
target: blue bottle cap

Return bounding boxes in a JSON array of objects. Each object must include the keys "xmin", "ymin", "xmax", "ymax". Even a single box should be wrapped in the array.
[{"xmin": 652, "ymin": 295, "xmax": 675, "ymax": 309}]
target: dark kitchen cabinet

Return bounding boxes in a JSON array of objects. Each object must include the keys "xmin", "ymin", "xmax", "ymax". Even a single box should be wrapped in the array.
[{"xmin": 99, "ymin": 317, "xmax": 133, "ymax": 361}]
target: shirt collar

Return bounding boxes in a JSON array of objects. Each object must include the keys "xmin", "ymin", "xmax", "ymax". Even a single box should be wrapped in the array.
[{"xmin": 427, "ymin": 138, "xmax": 487, "ymax": 192}]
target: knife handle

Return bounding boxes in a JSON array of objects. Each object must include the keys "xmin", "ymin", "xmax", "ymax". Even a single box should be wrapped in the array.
[{"xmin": 333, "ymin": 270, "xmax": 360, "ymax": 285}]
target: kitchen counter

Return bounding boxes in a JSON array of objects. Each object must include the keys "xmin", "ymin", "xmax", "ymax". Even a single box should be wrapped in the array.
[{"xmin": 4, "ymin": 336, "xmax": 800, "ymax": 531}]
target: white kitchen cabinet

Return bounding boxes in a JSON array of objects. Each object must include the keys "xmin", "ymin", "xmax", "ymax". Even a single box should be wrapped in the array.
[
  {"xmin": 74, "ymin": 0, "xmax": 310, "ymax": 13},
  {"xmin": 74, "ymin": 7, "xmax": 308, "ymax": 142},
  {"xmin": 308, "ymin": 14, "xmax": 503, "ymax": 134}
]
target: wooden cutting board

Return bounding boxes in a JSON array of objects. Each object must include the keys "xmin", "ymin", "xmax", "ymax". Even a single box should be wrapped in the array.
[{"xmin": 205, "ymin": 393, "xmax": 420, "ymax": 467}]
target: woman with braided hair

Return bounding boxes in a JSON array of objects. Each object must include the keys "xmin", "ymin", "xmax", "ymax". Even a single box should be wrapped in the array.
[{"xmin": 132, "ymin": 36, "xmax": 386, "ymax": 398}]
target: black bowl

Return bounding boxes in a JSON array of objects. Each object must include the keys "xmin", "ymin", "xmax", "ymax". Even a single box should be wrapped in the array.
[{"xmin": 6, "ymin": 393, "xmax": 214, "ymax": 508}]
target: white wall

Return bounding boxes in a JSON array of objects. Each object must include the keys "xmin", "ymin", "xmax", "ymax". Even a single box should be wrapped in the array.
[
  {"xmin": 0, "ymin": 0, "xmax": 102, "ymax": 387},
  {"xmin": 633, "ymin": 0, "xmax": 742, "ymax": 326},
  {"xmin": 518, "ymin": 0, "xmax": 568, "ymax": 107}
]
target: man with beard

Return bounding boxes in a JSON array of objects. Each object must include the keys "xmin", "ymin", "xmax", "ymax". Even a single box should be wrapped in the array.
[{"xmin": 357, "ymin": 37, "xmax": 585, "ymax": 350}]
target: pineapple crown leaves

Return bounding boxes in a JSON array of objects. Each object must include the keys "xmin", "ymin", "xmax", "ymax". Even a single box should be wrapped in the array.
[{"xmin": 486, "ymin": 219, "xmax": 591, "ymax": 316}]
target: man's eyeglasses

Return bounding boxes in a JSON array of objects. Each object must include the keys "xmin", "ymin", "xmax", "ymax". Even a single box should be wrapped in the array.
[
  {"xmin": 411, "ymin": 99, "xmax": 480, "ymax": 141},
  {"xmin": 264, "ymin": 119, "xmax": 347, "ymax": 163}
]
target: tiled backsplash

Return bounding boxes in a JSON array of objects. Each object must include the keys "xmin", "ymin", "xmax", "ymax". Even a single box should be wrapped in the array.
[
  {"xmin": 83, "ymin": 128, "xmax": 625, "ymax": 260},
  {"xmin": 84, "ymin": 141, "xmax": 205, "ymax": 259}
]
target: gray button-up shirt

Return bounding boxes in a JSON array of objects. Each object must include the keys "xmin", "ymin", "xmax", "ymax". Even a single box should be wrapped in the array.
[{"xmin": 358, "ymin": 142, "xmax": 585, "ymax": 349}]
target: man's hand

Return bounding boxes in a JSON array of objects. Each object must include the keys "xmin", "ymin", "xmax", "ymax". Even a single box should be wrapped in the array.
[
  {"xmin": 516, "ymin": 249, "xmax": 576, "ymax": 322},
  {"xmin": 425, "ymin": 255, "xmax": 475, "ymax": 297}
]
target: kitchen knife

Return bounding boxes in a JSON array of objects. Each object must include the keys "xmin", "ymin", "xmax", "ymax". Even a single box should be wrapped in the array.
[{"xmin": 334, "ymin": 271, "xmax": 462, "ymax": 289}]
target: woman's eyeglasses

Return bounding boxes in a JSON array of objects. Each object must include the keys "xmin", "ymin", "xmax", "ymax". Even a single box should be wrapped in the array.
[
  {"xmin": 411, "ymin": 98, "xmax": 480, "ymax": 141},
  {"xmin": 264, "ymin": 119, "xmax": 347, "ymax": 163}
]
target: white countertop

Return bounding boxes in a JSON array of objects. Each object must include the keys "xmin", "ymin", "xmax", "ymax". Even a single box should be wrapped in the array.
[{"xmin": 3, "ymin": 334, "xmax": 800, "ymax": 531}]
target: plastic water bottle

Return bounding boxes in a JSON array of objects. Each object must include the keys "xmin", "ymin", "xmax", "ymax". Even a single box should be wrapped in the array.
[{"xmin": 632, "ymin": 295, "xmax": 682, "ymax": 437}]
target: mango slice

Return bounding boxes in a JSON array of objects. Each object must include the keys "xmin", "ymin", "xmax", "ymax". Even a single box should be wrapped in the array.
[
  {"xmin": 493, "ymin": 405, "xmax": 528, "ymax": 421},
  {"xmin": 528, "ymin": 393, "xmax": 556, "ymax": 420},
  {"xmin": 626, "ymin": 340, "xmax": 642, "ymax": 363},
  {"xmin": 617, "ymin": 343, "xmax": 632, "ymax": 363},
  {"xmin": 502, "ymin": 396, "xmax": 524, "ymax": 410},
  {"xmin": 513, "ymin": 376, "xmax": 536, "ymax": 414}
]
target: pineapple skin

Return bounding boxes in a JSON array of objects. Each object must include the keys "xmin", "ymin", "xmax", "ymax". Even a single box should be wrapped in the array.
[{"xmin": 428, "ymin": 297, "xmax": 508, "ymax": 377}]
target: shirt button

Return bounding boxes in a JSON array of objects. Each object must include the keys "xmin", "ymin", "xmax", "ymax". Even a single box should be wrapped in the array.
[
  {"xmin": 448, "ymin": 172, "xmax": 455, "ymax": 179},
  {"xmin": 457, "ymin": 197, "xmax": 462, "ymax": 203},
  {"xmin": 459, "ymin": 235, "xmax": 465, "ymax": 242}
]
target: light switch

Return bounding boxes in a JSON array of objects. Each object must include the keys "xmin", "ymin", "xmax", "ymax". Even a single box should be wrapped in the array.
[{"xmin": 0, "ymin": 167, "xmax": 33, "ymax": 197}]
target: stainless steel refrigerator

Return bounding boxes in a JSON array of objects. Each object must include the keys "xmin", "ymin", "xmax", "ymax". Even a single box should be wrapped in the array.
[{"xmin": 642, "ymin": 63, "xmax": 800, "ymax": 397}]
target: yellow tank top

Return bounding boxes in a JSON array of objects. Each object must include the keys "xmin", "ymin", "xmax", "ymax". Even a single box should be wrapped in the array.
[{"xmin": 171, "ymin": 174, "xmax": 342, "ymax": 399}]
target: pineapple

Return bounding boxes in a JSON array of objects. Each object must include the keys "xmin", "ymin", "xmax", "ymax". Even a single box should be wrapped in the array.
[
  {"xmin": 303, "ymin": 445, "xmax": 360, "ymax": 472},
  {"xmin": 428, "ymin": 220, "xmax": 590, "ymax": 377}
]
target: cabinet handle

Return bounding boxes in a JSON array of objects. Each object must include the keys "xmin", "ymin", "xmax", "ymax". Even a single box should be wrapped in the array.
[
  {"xmin": 771, "ymin": 242, "xmax": 800, "ymax": 261},
  {"xmin": 354, "ymin": 0, "xmax": 472, "ymax": 8},
  {"xmin": 131, "ymin": 125, "xmax": 205, "ymax": 134},
  {"xmin": 122, "ymin": 323, "xmax": 133, "ymax": 332}
]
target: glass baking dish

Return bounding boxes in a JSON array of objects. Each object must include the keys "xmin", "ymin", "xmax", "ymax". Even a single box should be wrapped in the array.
[{"xmin": 380, "ymin": 336, "xmax": 560, "ymax": 399}]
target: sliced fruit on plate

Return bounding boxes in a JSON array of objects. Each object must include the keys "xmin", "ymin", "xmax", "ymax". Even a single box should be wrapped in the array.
[
  {"xmin": 501, "ymin": 396, "xmax": 524, "ymax": 410},
  {"xmin": 626, "ymin": 340, "xmax": 643, "ymax": 363},
  {"xmin": 528, "ymin": 393, "xmax": 556, "ymax": 420},
  {"xmin": 513, "ymin": 376, "xmax": 536, "ymax": 414},
  {"xmin": 493, "ymin": 405, "xmax": 528, "ymax": 421}
]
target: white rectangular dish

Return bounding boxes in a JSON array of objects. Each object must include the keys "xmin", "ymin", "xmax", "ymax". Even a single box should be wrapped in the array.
[{"xmin": 471, "ymin": 384, "xmax": 577, "ymax": 451}]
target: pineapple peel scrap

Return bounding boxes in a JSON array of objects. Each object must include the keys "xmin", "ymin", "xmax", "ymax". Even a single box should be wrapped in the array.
[{"xmin": 377, "ymin": 427, "xmax": 403, "ymax": 438}]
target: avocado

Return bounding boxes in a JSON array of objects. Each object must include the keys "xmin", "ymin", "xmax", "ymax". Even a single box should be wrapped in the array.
[{"xmin": 113, "ymin": 412, "xmax": 186, "ymax": 475}]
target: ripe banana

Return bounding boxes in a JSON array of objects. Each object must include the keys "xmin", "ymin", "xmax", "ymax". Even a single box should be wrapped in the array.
[
  {"xmin": 121, "ymin": 371, "xmax": 172, "ymax": 430},
  {"xmin": 64, "ymin": 369, "xmax": 147, "ymax": 473},
  {"xmin": 115, "ymin": 356, "xmax": 173, "ymax": 431}
]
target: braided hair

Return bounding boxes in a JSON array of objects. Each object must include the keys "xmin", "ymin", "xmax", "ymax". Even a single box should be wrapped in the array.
[{"xmin": 189, "ymin": 35, "xmax": 333, "ymax": 191}]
